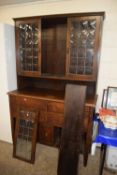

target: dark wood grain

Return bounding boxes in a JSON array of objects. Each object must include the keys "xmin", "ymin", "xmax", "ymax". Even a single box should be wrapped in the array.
[
  {"xmin": 8, "ymin": 88, "xmax": 95, "ymax": 165},
  {"xmin": 13, "ymin": 12, "xmax": 105, "ymax": 21},
  {"xmin": 8, "ymin": 12, "xmax": 105, "ymax": 164},
  {"xmin": 57, "ymin": 84, "xmax": 86, "ymax": 175},
  {"xmin": 42, "ymin": 18, "xmax": 67, "ymax": 76}
]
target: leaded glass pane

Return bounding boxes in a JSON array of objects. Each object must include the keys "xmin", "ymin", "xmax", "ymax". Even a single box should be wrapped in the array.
[
  {"xmin": 69, "ymin": 19, "xmax": 96, "ymax": 75},
  {"xmin": 15, "ymin": 110, "xmax": 37, "ymax": 162},
  {"xmin": 19, "ymin": 23, "xmax": 39, "ymax": 72}
]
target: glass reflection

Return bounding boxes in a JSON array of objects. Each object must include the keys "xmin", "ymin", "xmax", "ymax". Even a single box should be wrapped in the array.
[
  {"xmin": 15, "ymin": 111, "xmax": 35, "ymax": 161},
  {"xmin": 19, "ymin": 23, "xmax": 39, "ymax": 72},
  {"xmin": 69, "ymin": 19, "xmax": 96, "ymax": 75}
]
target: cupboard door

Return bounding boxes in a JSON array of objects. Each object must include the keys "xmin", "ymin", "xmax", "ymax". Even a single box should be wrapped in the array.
[
  {"xmin": 46, "ymin": 112, "xmax": 64, "ymax": 127},
  {"xmin": 13, "ymin": 109, "xmax": 38, "ymax": 163},
  {"xmin": 66, "ymin": 16, "xmax": 103, "ymax": 81},
  {"xmin": 15, "ymin": 18, "xmax": 41, "ymax": 77},
  {"xmin": 39, "ymin": 124, "xmax": 53, "ymax": 145}
]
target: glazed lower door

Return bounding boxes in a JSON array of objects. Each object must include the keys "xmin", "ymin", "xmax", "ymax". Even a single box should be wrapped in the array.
[{"xmin": 13, "ymin": 109, "xmax": 38, "ymax": 163}]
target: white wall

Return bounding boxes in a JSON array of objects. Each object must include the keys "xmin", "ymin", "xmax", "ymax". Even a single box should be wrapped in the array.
[
  {"xmin": 0, "ymin": 24, "xmax": 17, "ymax": 143},
  {"xmin": 0, "ymin": 0, "xmax": 117, "ymax": 142}
]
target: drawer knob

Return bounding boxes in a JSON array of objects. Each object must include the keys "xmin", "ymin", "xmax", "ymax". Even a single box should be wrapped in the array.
[
  {"xmin": 26, "ymin": 112, "xmax": 29, "ymax": 117},
  {"xmin": 24, "ymin": 98, "xmax": 27, "ymax": 101}
]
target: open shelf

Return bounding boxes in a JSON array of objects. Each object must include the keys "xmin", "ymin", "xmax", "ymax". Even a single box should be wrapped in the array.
[{"xmin": 41, "ymin": 17, "xmax": 67, "ymax": 76}]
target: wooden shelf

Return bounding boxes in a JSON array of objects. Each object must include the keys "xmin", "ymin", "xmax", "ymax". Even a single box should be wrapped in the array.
[
  {"xmin": 8, "ymin": 87, "xmax": 97, "ymax": 107},
  {"xmin": 40, "ymin": 74, "xmax": 96, "ymax": 82},
  {"xmin": 8, "ymin": 88, "xmax": 65, "ymax": 102}
]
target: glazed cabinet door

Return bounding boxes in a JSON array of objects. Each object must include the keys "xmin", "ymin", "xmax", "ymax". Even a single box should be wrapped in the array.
[
  {"xmin": 39, "ymin": 124, "xmax": 53, "ymax": 146},
  {"xmin": 66, "ymin": 16, "xmax": 103, "ymax": 81},
  {"xmin": 13, "ymin": 109, "xmax": 38, "ymax": 163},
  {"xmin": 15, "ymin": 18, "xmax": 41, "ymax": 77}
]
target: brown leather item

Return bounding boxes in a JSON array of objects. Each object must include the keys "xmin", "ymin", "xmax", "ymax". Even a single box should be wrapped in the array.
[{"xmin": 57, "ymin": 84, "xmax": 86, "ymax": 175}]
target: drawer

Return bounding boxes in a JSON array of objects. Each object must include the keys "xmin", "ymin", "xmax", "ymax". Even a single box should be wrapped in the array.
[
  {"xmin": 47, "ymin": 112, "xmax": 64, "ymax": 127},
  {"xmin": 17, "ymin": 96, "xmax": 47, "ymax": 110},
  {"xmin": 47, "ymin": 101, "xmax": 64, "ymax": 113}
]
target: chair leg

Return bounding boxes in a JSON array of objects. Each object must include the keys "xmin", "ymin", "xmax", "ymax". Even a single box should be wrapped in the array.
[{"xmin": 99, "ymin": 144, "xmax": 107, "ymax": 175}]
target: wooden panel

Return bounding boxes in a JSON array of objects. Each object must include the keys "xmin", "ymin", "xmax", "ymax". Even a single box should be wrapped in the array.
[
  {"xmin": 41, "ymin": 18, "xmax": 67, "ymax": 76},
  {"xmin": 39, "ymin": 111, "xmax": 47, "ymax": 122},
  {"xmin": 17, "ymin": 96, "xmax": 47, "ymax": 110},
  {"xmin": 47, "ymin": 112, "xmax": 64, "ymax": 127},
  {"xmin": 9, "ymin": 95, "xmax": 17, "ymax": 117},
  {"xmin": 57, "ymin": 84, "xmax": 86, "ymax": 175},
  {"xmin": 8, "ymin": 95, "xmax": 18, "ymax": 142},
  {"xmin": 83, "ymin": 106, "xmax": 94, "ymax": 166},
  {"xmin": 47, "ymin": 101, "xmax": 64, "ymax": 113},
  {"xmin": 39, "ymin": 124, "xmax": 53, "ymax": 145}
]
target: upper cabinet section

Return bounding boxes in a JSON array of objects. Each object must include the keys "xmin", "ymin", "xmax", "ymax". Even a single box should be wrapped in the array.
[
  {"xmin": 66, "ymin": 16, "xmax": 103, "ymax": 81},
  {"xmin": 14, "ymin": 12, "xmax": 104, "ymax": 80},
  {"xmin": 41, "ymin": 17, "xmax": 67, "ymax": 77},
  {"xmin": 15, "ymin": 18, "xmax": 41, "ymax": 77}
]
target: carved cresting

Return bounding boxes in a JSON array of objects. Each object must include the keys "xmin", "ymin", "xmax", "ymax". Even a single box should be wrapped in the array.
[{"xmin": 57, "ymin": 84, "xmax": 86, "ymax": 175}]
